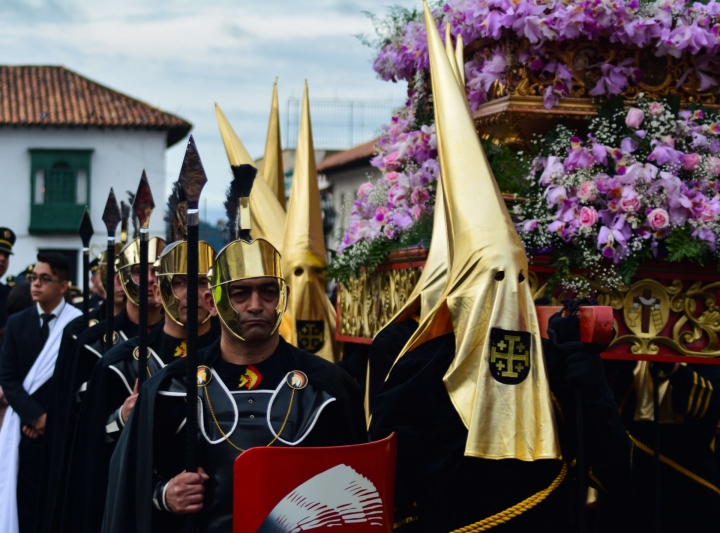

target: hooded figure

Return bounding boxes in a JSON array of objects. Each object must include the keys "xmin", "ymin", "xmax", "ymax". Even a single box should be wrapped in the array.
[
  {"xmin": 281, "ymin": 83, "xmax": 340, "ymax": 363},
  {"xmin": 390, "ymin": 4, "xmax": 560, "ymax": 461}
]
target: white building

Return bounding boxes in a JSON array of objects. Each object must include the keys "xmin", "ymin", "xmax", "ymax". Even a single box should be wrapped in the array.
[
  {"xmin": 0, "ymin": 65, "xmax": 191, "ymax": 284},
  {"xmin": 316, "ymin": 139, "xmax": 380, "ymax": 251}
]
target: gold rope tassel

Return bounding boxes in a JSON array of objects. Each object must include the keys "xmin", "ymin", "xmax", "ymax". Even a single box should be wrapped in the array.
[
  {"xmin": 629, "ymin": 434, "xmax": 720, "ymax": 496},
  {"xmin": 449, "ymin": 461, "xmax": 568, "ymax": 532}
]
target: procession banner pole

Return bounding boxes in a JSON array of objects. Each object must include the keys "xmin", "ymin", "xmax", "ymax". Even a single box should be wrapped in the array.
[
  {"xmin": 653, "ymin": 375, "xmax": 662, "ymax": 533},
  {"xmin": 179, "ymin": 135, "xmax": 208, "ymax": 533},
  {"xmin": 102, "ymin": 189, "xmax": 122, "ymax": 351},
  {"xmin": 78, "ymin": 208, "xmax": 94, "ymax": 329},
  {"xmin": 575, "ymin": 389, "xmax": 586, "ymax": 533},
  {"xmin": 132, "ymin": 172, "xmax": 155, "ymax": 387}
]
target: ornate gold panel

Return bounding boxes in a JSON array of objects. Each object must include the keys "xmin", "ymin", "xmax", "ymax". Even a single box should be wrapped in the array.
[{"xmin": 337, "ymin": 266, "xmax": 423, "ymax": 339}]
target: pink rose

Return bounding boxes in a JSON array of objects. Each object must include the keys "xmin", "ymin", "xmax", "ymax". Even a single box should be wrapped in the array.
[
  {"xmin": 700, "ymin": 206, "xmax": 717, "ymax": 223},
  {"xmin": 385, "ymin": 172, "xmax": 399, "ymax": 183},
  {"xmin": 681, "ymin": 153, "xmax": 700, "ymax": 171},
  {"xmin": 375, "ymin": 206, "xmax": 389, "ymax": 223},
  {"xmin": 625, "ymin": 108, "xmax": 644, "ymax": 129},
  {"xmin": 577, "ymin": 181, "xmax": 598, "ymax": 201},
  {"xmin": 648, "ymin": 102, "xmax": 664, "ymax": 117},
  {"xmin": 620, "ymin": 189, "xmax": 640, "ymax": 213},
  {"xmin": 579, "ymin": 206, "xmax": 598, "ymax": 226},
  {"xmin": 647, "ymin": 208, "xmax": 670, "ymax": 230},
  {"xmin": 357, "ymin": 182, "xmax": 374, "ymax": 199},
  {"xmin": 383, "ymin": 151, "xmax": 400, "ymax": 170},
  {"xmin": 411, "ymin": 205, "xmax": 424, "ymax": 220},
  {"xmin": 708, "ymin": 157, "xmax": 720, "ymax": 176}
]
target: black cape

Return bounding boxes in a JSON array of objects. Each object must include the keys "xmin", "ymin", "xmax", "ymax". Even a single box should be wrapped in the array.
[
  {"xmin": 370, "ymin": 331, "xmax": 632, "ymax": 532},
  {"xmin": 102, "ymin": 336, "xmax": 367, "ymax": 533},
  {"xmin": 599, "ymin": 360, "xmax": 720, "ymax": 532},
  {"xmin": 64, "ymin": 320, "xmax": 220, "ymax": 533},
  {"xmin": 36, "ymin": 301, "xmax": 114, "ymax": 533}
]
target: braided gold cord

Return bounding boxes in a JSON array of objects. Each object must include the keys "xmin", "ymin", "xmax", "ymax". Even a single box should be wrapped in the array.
[
  {"xmin": 448, "ymin": 462, "xmax": 568, "ymax": 533},
  {"xmin": 203, "ymin": 386, "xmax": 296, "ymax": 452},
  {"xmin": 629, "ymin": 434, "xmax": 720, "ymax": 496}
]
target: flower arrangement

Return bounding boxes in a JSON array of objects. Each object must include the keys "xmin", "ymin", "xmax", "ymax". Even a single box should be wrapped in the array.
[
  {"xmin": 329, "ymin": 0, "xmax": 720, "ymax": 284},
  {"xmin": 514, "ymin": 95, "xmax": 720, "ymax": 291},
  {"xmin": 374, "ymin": 0, "xmax": 720, "ymax": 111}
]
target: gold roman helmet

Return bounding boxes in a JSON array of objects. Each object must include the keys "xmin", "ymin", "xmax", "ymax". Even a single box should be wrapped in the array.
[
  {"xmin": 208, "ymin": 239, "xmax": 287, "ymax": 340},
  {"xmin": 154, "ymin": 180, "xmax": 215, "ymax": 326},
  {"xmin": 207, "ymin": 122, "xmax": 287, "ymax": 341},
  {"xmin": 156, "ymin": 240, "xmax": 216, "ymax": 326},
  {"xmin": 116, "ymin": 237, "xmax": 166, "ymax": 306}
]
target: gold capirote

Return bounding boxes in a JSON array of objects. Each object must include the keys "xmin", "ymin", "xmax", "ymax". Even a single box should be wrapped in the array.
[{"xmin": 390, "ymin": 2, "xmax": 560, "ymax": 461}]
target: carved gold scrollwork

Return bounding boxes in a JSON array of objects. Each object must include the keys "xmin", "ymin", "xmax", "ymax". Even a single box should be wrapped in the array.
[
  {"xmin": 338, "ymin": 267, "xmax": 423, "ymax": 339},
  {"xmin": 608, "ymin": 278, "xmax": 720, "ymax": 357}
]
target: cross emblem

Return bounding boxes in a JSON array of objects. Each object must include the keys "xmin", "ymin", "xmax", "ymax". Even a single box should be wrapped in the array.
[
  {"xmin": 491, "ymin": 335, "xmax": 529, "ymax": 378},
  {"xmin": 297, "ymin": 320, "xmax": 325, "ymax": 353}
]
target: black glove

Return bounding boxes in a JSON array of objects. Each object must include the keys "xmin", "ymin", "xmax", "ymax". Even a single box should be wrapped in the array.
[
  {"xmin": 546, "ymin": 299, "xmax": 612, "ymax": 401},
  {"xmin": 565, "ymin": 349, "xmax": 610, "ymax": 401},
  {"xmin": 649, "ymin": 360, "xmax": 678, "ymax": 380}
]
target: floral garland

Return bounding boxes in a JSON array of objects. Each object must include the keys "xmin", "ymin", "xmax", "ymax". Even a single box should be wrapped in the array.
[{"xmin": 514, "ymin": 96, "xmax": 720, "ymax": 291}]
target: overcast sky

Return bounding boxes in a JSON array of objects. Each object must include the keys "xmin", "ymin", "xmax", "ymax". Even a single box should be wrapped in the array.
[{"xmin": 0, "ymin": 0, "xmax": 414, "ymax": 223}]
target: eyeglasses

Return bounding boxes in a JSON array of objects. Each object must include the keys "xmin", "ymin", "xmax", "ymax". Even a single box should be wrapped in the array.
[{"xmin": 27, "ymin": 274, "xmax": 61, "ymax": 285}]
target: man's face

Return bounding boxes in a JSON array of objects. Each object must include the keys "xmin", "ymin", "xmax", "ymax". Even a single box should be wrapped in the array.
[
  {"xmin": 130, "ymin": 264, "xmax": 159, "ymax": 307},
  {"xmin": 113, "ymin": 274, "xmax": 126, "ymax": 304},
  {"xmin": 169, "ymin": 275, "xmax": 211, "ymax": 324},
  {"xmin": 90, "ymin": 271, "xmax": 105, "ymax": 297},
  {"xmin": 30, "ymin": 261, "xmax": 68, "ymax": 305},
  {"xmin": 0, "ymin": 252, "xmax": 8, "ymax": 278},
  {"xmin": 209, "ymin": 277, "xmax": 280, "ymax": 342}
]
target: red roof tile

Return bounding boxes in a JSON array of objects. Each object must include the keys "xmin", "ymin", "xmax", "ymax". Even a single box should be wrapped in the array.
[
  {"xmin": 317, "ymin": 138, "xmax": 378, "ymax": 172},
  {"xmin": 0, "ymin": 65, "xmax": 192, "ymax": 146}
]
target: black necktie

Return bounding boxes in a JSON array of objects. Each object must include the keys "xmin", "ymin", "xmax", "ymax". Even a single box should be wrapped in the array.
[{"xmin": 40, "ymin": 313, "xmax": 55, "ymax": 342}]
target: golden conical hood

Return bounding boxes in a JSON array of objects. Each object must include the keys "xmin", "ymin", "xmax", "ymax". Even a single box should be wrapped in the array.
[
  {"xmin": 282, "ymin": 82, "xmax": 339, "ymax": 362},
  {"xmin": 215, "ymin": 103, "xmax": 287, "ymax": 251},
  {"xmin": 392, "ymin": 2, "xmax": 559, "ymax": 461},
  {"xmin": 444, "ymin": 23, "xmax": 461, "ymax": 86},
  {"xmin": 260, "ymin": 79, "xmax": 287, "ymax": 210},
  {"xmin": 455, "ymin": 33, "xmax": 465, "ymax": 87}
]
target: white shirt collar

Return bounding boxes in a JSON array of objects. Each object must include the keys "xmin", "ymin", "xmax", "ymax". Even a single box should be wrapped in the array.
[{"xmin": 37, "ymin": 299, "xmax": 66, "ymax": 318}]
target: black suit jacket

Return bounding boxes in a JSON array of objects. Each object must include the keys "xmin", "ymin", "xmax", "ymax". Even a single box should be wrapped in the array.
[
  {"xmin": 0, "ymin": 281, "xmax": 10, "ymax": 330},
  {"xmin": 0, "ymin": 305, "xmax": 47, "ymax": 425}
]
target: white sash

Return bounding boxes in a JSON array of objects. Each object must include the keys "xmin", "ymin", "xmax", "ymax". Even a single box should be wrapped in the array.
[{"xmin": 0, "ymin": 303, "xmax": 81, "ymax": 533}]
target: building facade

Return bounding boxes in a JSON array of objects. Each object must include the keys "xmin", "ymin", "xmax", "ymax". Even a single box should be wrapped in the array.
[{"xmin": 0, "ymin": 66, "xmax": 191, "ymax": 284}]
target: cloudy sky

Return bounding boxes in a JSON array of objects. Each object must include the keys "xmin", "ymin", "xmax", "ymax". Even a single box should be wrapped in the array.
[{"xmin": 0, "ymin": 0, "xmax": 414, "ymax": 223}]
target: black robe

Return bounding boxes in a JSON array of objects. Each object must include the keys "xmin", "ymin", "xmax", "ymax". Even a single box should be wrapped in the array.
[
  {"xmin": 102, "ymin": 337, "xmax": 367, "ymax": 533},
  {"xmin": 367, "ymin": 319, "xmax": 419, "ymax": 412},
  {"xmin": 35, "ymin": 303, "xmax": 134, "ymax": 533},
  {"xmin": 64, "ymin": 320, "xmax": 220, "ymax": 533},
  {"xmin": 370, "ymin": 332, "xmax": 632, "ymax": 532},
  {"xmin": 600, "ymin": 360, "xmax": 720, "ymax": 532}
]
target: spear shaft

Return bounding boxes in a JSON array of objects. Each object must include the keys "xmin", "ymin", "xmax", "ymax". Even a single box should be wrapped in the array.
[
  {"xmin": 102, "ymin": 190, "xmax": 121, "ymax": 352},
  {"xmin": 133, "ymin": 172, "xmax": 155, "ymax": 387},
  {"xmin": 137, "ymin": 229, "xmax": 149, "ymax": 385},
  {"xmin": 178, "ymin": 135, "xmax": 207, "ymax": 533}
]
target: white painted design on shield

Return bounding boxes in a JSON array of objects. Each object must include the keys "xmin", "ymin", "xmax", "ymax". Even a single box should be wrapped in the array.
[{"xmin": 258, "ymin": 464, "xmax": 383, "ymax": 532}]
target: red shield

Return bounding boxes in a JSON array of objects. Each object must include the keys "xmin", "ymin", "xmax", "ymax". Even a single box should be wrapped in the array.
[{"xmin": 233, "ymin": 434, "xmax": 396, "ymax": 533}]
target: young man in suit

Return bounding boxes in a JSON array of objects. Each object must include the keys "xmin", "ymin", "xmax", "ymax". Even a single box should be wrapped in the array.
[{"xmin": 0, "ymin": 252, "xmax": 81, "ymax": 533}]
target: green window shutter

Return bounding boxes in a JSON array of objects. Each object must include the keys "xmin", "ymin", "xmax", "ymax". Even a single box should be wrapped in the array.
[
  {"xmin": 29, "ymin": 149, "xmax": 93, "ymax": 234},
  {"xmin": 46, "ymin": 162, "xmax": 75, "ymax": 203}
]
